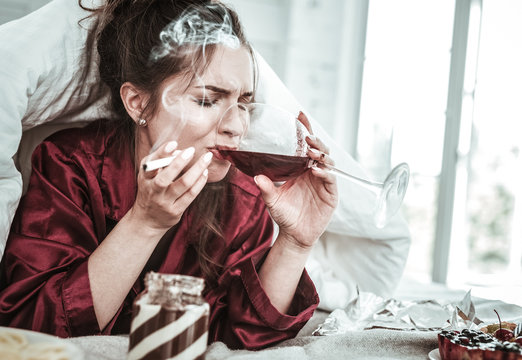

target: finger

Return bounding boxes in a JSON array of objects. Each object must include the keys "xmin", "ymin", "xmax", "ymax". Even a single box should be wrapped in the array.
[
  {"xmin": 140, "ymin": 141, "xmax": 179, "ymax": 178},
  {"xmin": 306, "ymin": 135, "xmax": 330, "ymax": 155},
  {"xmin": 311, "ymin": 167, "xmax": 338, "ymax": 196},
  {"xmin": 149, "ymin": 140, "xmax": 179, "ymax": 161},
  {"xmin": 167, "ymin": 151, "xmax": 213, "ymax": 199},
  {"xmin": 152, "ymin": 147, "xmax": 195, "ymax": 189},
  {"xmin": 297, "ymin": 111, "xmax": 314, "ymax": 135},
  {"xmin": 253, "ymin": 175, "xmax": 280, "ymax": 207},
  {"xmin": 171, "ymin": 169, "xmax": 209, "ymax": 212},
  {"xmin": 308, "ymin": 148, "xmax": 335, "ymax": 166},
  {"xmin": 311, "ymin": 166, "xmax": 336, "ymax": 183}
]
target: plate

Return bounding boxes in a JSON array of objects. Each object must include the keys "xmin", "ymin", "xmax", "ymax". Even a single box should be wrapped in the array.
[
  {"xmin": 0, "ymin": 326, "xmax": 84, "ymax": 359},
  {"xmin": 428, "ymin": 348, "xmax": 441, "ymax": 360}
]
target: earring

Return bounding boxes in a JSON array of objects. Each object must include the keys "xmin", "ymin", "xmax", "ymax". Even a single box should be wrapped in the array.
[{"xmin": 137, "ymin": 118, "xmax": 147, "ymax": 127}]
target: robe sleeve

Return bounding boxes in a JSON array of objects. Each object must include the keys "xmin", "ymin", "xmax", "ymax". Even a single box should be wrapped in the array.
[
  {"xmin": 205, "ymin": 194, "xmax": 319, "ymax": 350},
  {"xmin": 0, "ymin": 140, "xmax": 105, "ymax": 337}
]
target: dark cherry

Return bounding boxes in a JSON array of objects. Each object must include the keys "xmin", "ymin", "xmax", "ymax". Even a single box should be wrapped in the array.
[
  {"xmin": 458, "ymin": 336, "xmax": 470, "ymax": 344},
  {"xmin": 493, "ymin": 309, "xmax": 514, "ymax": 341},
  {"xmin": 494, "ymin": 328, "xmax": 514, "ymax": 342}
]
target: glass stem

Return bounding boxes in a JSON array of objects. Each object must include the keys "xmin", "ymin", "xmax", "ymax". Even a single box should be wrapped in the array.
[{"xmin": 308, "ymin": 160, "xmax": 383, "ymax": 195}]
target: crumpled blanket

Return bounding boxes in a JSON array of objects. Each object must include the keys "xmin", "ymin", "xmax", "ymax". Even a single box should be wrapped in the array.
[
  {"xmin": 204, "ymin": 330, "xmax": 438, "ymax": 360},
  {"xmin": 68, "ymin": 327, "xmax": 439, "ymax": 360}
]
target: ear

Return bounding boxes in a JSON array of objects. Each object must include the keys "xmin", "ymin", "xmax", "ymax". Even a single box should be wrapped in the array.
[{"xmin": 120, "ymin": 82, "xmax": 149, "ymax": 123}]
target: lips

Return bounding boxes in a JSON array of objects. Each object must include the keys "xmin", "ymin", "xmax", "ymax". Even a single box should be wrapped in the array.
[
  {"xmin": 209, "ymin": 148, "xmax": 224, "ymax": 160},
  {"xmin": 208, "ymin": 146, "xmax": 237, "ymax": 161}
]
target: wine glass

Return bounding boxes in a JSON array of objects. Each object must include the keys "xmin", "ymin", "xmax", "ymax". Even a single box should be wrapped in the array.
[{"xmin": 213, "ymin": 102, "xmax": 410, "ymax": 228}]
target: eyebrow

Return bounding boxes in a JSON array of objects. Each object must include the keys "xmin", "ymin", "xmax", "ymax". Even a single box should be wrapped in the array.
[{"xmin": 196, "ymin": 85, "xmax": 253, "ymax": 97}]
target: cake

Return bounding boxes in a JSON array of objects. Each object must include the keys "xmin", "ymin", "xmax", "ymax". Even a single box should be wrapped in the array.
[{"xmin": 438, "ymin": 320, "xmax": 522, "ymax": 360}]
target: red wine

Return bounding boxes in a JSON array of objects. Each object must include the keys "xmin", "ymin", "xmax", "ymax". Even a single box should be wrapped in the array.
[{"xmin": 217, "ymin": 150, "xmax": 310, "ymax": 181}]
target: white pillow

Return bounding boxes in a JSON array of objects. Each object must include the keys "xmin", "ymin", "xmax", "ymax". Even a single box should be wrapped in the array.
[
  {"xmin": 0, "ymin": 0, "xmax": 411, "ymax": 308},
  {"xmin": 0, "ymin": 0, "xmax": 108, "ymax": 253}
]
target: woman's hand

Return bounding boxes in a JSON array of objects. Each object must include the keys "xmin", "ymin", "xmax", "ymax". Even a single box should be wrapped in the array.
[
  {"xmin": 254, "ymin": 112, "xmax": 338, "ymax": 251},
  {"xmin": 129, "ymin": 141, "xmax": 212, "ymax": 234}
]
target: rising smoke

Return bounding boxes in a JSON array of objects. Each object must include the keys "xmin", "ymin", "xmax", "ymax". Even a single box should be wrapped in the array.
[{"xmin": 149, "ymin": 3, "xmax": 240, "ymax": 63}]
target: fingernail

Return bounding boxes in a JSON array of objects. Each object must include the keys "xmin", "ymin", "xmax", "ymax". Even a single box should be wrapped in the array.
[
  {"xmin": 165, "ymin": 141, "xmax": 178, "ymax": 153},
  {"xmin": 203, "ymin": 152, "xmax": 213, "ymax": 163},
  {"xmin": 306, "ymin": 135, "xmax": 316, "ymax": 141},
  {"xmin": 312, "ymin": 166, "xmax": 325, "ymax": 174},
  {"xmin": 254, "ymin": 176, "xmax": 259, "ymax": 185},
  {"xmin": 181, "ymin": 147, "xmax": 195, "ymax": 160},
  {"xmin": 203, "ymin": 169, "xmax": 208, "ymax": 177},
  {"xmin": 309, "ymin": 148, "xmax": 321, "ymax": 155}
]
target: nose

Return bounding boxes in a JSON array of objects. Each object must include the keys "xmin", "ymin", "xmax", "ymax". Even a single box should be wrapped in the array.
[{"xmin": 218, "ymin": 104, "xmax": 248, "ymax": 142}]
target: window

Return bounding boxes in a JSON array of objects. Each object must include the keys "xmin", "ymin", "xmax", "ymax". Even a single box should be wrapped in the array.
[
  {"xmin": 446, "ymin": 0, "xmax": 522, "ymax": 303},
  {"xmin": 357, "ymin": 0, "xmax": 455, "ymax": 280},
  {"xmin": 359, "ymin": 0, "xmax": 522, "ymax": 304}
]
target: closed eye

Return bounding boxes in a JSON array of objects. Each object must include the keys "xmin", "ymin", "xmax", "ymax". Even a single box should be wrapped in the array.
[{"xmin": 195, "ymin": 97, "xmax": 220, "ymax": 108}]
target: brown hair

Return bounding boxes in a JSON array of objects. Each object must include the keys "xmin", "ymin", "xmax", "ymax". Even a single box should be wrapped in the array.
[{"xmin": 79, "ymin": 0, "xmax": 257, "ymax": 282}]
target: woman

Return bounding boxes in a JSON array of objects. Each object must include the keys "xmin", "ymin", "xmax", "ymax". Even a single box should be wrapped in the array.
[{"xmin": 0, "ymin": 0, "xmax": 337, "ymax": 350}]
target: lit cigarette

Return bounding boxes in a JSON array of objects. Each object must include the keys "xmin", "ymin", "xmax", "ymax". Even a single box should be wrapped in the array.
[{"xmin": 143, "ymin": 150, "xmax": 181, "ymax": 172}]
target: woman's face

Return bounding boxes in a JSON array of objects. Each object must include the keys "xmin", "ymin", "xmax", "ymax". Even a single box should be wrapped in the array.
[{"xmin": 144, "ymin": 45, "xmax": 254, "ymax": 182}]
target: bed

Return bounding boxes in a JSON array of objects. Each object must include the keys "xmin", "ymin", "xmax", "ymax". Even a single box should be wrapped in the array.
[
  {"xmin": 0, "ymin": 0, "xmax": 430, "ymax": 358},
  {"xmin": 65, "ymin": 278, "xmax": 522, "ymax": 359},
  {"xmin": 1, "ymin": 4, "xmax": 521, "ymax": 358}
]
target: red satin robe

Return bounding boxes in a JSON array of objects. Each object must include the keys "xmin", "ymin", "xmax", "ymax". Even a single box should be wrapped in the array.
[{"xmin": 0, "ymin": 120, "xmax": 318, "ymax": 350}]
